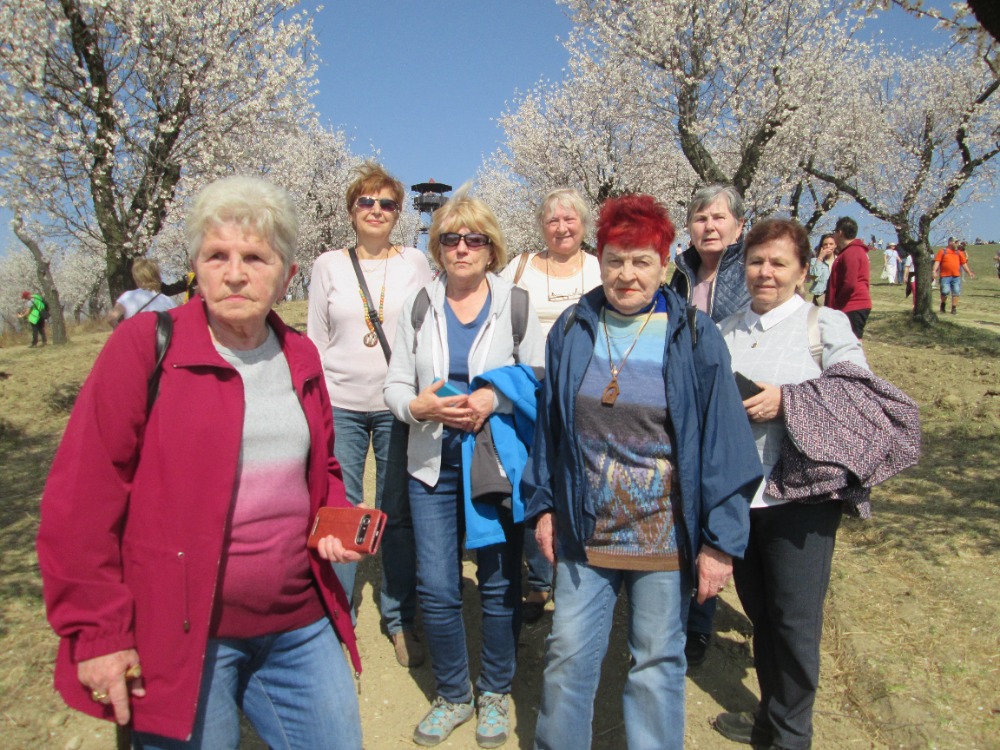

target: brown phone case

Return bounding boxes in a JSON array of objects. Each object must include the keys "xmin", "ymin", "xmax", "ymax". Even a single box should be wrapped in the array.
[{"xmin": 307, "ymin": 507, "xmax": 387, "ymax": 554}]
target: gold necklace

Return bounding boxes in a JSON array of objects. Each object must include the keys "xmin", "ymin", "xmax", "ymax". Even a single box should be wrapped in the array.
[
  {"xmin": 600, "ymin": 305, "xmax": 657, "ymax": 406},
  {"xmin": 545, "ymin": 251, "xmax": 585, "ymax": 302},
  {"xmin": 357, "ymin": 246, "xmax": 391, "ymax": 347}
]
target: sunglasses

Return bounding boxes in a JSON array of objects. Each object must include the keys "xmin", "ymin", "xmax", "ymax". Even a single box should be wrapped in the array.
[
  {"xmin": 439, "ymin": 232, "xmax": 492, "ymax": 248},
  {"xmin": 355, "ymin": 196, "xmax": 400, "ymax": 213}
]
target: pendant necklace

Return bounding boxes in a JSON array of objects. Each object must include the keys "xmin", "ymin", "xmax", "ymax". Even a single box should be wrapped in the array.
[
  {"xmin": 358, "ymin": 246, "xmax": 391, "ymax": 347},
  {"xmin": 600, "ymin": 305, "xmax": 657, "ymax": 406}
]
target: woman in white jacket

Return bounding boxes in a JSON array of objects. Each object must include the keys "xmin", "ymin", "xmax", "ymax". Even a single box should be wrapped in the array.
[{"xmin": 384, "ymin": 187, "xmax": 543, "ymax": 749}]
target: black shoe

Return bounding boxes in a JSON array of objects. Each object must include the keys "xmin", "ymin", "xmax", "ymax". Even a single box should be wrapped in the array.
[
  {"xmin": 685, "ymin": 631, "xmax": 711, "ymax": 667},
  {"xmin": 713, "ymin": 711, "xmax": 761, "ymax": 745},
  {"xmin": 940, "ymin": 302, "xmax": 946, "ymax": 313},
  {"xmin": 951, "ymin": 308, "xmax": 957, "ymax": 314},
  {"xmin": 523, "ymin": 591, "xmax": 550, "ymax": 624}
]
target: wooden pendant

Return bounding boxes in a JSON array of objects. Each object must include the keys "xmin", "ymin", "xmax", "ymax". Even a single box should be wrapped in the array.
[
  {"xmin": 601, "ymin": 378, "xmax": 620, "ymax": 406},
  {"xmin": 363, "ymin": 331, "xmax": 379, "ymax": 347}
]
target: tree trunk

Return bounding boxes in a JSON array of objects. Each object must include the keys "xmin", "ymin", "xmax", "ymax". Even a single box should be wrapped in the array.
[
  {"xmin": 12, "ymin": 218, "xmax": 68, "ymax": 345},
  {"xmin": 895, "ymin": 229, "xmax": 936, "ymax": 326}
]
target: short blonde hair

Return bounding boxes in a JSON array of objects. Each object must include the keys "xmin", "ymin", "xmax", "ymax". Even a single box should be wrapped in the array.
[
  {"xmin": 536, "ymin": 187, "xmax": 593, "ymax": 238},
  {"xmin": 186, "ymin": 176, "xmax": 298, "ymax": 268},
  {"xmin": 131, "ymin": 258, "xmax": 163, "ymax": 292},
  {"xmin": 427, "ymin": 184, "xmax": 507, "ymax": 273}
]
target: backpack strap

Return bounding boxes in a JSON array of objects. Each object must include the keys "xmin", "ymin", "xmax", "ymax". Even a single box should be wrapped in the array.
[
  {"xmin": 410, "ymin": 287, "xmax": 431, "ymax": 354},
  {"xmin": 147, "ymin": 311, "xmax": 172, "ymax": 414},
  {"xmin": 510, "ymin": 286, "xmax": 529, "ymax": 364},
  {"xmin": 512, "ymin": 252, "xmax": 531, "ymax": 286},
  {"xmin": 806, "ymin": 303, "xmax": 822, "ymax": 368}
]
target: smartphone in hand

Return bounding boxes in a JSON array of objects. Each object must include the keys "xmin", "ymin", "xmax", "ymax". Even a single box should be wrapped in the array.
[
  {"xmin": 734, "ymin": 371, "xmax": 764, "ymax": 400},
  {"xmin": 435, "ymin": 380, "xmax": 464, "ymax": 398}
]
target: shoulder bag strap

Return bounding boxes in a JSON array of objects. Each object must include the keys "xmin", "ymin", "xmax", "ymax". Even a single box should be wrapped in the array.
[
  {"xmin": 147, "ymin": 311, "xmax": 172, "ymax": 415},
  {"xmin": 806, "ymin": 303, "xmax": 822, "ymax": 368},
  {"xmin": 512, "ymin": 252, "xmax": 531, "ymax": 286},
  {"xmin": 347, "ymin": 247, "xmax": 392, "ymax": 364},
  {"xmin": 134, "ymin": 291, "xmax": 162, "ymax": 316},
  {"xmin": 510, "ymin": 286, "xmax": 529, "ymax": 364}
]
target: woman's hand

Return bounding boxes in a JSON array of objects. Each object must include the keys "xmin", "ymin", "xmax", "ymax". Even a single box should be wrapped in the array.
[
  {"xmin": 742, "ymin": 382, "xmax": 783, "ymax": 423},
  {"xmin": 465, "ymin": 387, "xmax": 496, "ymax": 433},
  {"xmin": 409, "ymin": 381, "xmax": 475, "ymax": 429},
  {"xmin": 535, "ymin": 512, "xmax": 557, "ymax": 564},
  {"xmin": 315, "ymin": 534, "xmax": 365, "ymax": 563},
  {"xmin": 695, "ymin": 546, "xmax": 733, "ymax": 605},
  {"xmin": 77, "ymin": 649, "xmax": 145, "ymax": 725}
]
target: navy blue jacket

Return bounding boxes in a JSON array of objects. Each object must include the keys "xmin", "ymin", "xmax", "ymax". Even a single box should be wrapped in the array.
[
  {"xmin": 670, "ymin": 239, "xmax": 750, "ymax": 323},
  {"xmin": 522, "ymin": 285, "xmax": 761, "ymax": 580}
]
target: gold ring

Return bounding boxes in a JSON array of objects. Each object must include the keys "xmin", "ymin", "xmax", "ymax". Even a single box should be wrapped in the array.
[
  {"xmin": 91, "ymin": 689, "xmax": 108, "ymax": 702},
  {"xmin": 125, "ymin": 664, "xmax": 142, "ymax": 680}
]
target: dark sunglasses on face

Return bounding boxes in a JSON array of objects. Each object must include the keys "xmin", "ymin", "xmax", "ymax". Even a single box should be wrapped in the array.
[
  {"xmin": 355, "ymin": 196, "xmax": 400, "ymax": 213},
  {"xmin": 439, "ymin": 232, "xmax": 492, "ymax": 248}
]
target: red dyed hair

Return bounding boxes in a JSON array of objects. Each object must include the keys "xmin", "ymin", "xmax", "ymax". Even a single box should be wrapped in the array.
[{"xmin": 595, "ymin": 194, "xmax": 675, "ymax": 262}]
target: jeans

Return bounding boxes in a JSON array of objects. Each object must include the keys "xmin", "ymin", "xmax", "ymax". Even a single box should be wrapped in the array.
[
  {"xmin": 534, "ymin": 560, "xmax": 690, "ymax": 750},
  {"xmin": 409, "ymin": 465, "xmax": 523, "ymax": 703},
  {"xmin": 734, "ymin": 500, "xmax": 843, "ymax": 750},
  {"xmin": 331, "ymin": 408, "xmax": 417, "ymax": 634},
  {"xmin": 132, "ymin": 618, "xmax": 362, "ymax": 750}
]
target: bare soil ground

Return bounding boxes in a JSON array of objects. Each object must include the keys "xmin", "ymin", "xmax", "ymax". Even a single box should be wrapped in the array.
[{"xmin": 2, "ymin": 247, "xmax": 998, "ymax": 749}]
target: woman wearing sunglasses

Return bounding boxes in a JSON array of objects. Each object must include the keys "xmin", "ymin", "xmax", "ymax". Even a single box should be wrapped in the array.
[
  {"xmin": 308, "ymin": 163, "xmax": 433, "ymax": 668},
  {"xmin": 385, "ymin": 186, "xmax": 544, "ymax": 748},
  {"xmin": 499, "ymin": 187, "xmax": 601, "ymax": 623}
]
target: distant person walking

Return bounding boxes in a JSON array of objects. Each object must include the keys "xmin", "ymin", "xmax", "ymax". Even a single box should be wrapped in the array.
[
  {"xmin": 106, "ymin": 258, "xmax": 176, "ymax": 328},
  {"xmin": 18, "ymin": 290, "xmax": 47, "ymax": 347},
  {"xmin": 828, "ymin": 217, "xmax": 872, "ymax": 340},
  {"xmin": 932, "ymin": 237, "xmax": 974, "ymax": 315}
]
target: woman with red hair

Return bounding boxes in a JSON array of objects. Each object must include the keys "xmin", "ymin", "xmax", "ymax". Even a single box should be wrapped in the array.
[{"xmin": 523, "ymin": 194, "xmax": 761, "ymax": 749}]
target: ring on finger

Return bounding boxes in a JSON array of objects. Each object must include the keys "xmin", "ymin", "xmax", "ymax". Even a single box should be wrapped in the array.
[
  {"xmin": 125, "ymin": 664, "xmax": 142, "ymax": 680},
  {"xmin": 91, "ymin": 689, "xmax": 108, "ymax": 702}
]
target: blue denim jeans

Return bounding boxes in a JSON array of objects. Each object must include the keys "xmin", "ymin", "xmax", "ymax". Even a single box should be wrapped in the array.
[
  {"xmin": 331, "ymin": 407, "xmax": 417, "ymax": 634},
  {"xmin": 132, "ymin": 618, "xmax": 362, "ymax": 750},
  {"xmin": 409, "ymin": 464, "xmax": 523, "ymax": 703},
  {"xmin": 534, "ymin": 560, "xmax": 691, "ymax": 750}
]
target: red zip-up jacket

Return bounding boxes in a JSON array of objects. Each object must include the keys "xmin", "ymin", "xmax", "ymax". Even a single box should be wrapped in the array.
[{"xmin": 37, "ymin": 298, "xmax": 359, "ymax": 740}]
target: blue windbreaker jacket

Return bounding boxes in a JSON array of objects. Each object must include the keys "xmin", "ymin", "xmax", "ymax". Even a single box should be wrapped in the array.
[{"xmin": 522, "ymin": 285, "xmax": 762, "ymax": 579}]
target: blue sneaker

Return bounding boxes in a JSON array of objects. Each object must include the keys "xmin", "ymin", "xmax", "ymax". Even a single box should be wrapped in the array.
[
  {"xmin": 475, "ymin": 692, "xmax": 510, "ymax": 748},
  {"xmin": 413, "ymin": 695, "xmax": 474, "ymax": 746}
]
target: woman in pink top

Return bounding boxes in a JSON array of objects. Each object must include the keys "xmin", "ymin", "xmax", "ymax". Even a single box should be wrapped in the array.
[{"xmin": 308, "ymin": 163, "xmax": 433, "ymax": 667}]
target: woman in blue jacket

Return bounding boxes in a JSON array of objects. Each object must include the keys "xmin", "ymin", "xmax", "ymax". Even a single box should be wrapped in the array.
[{"xmin": 524, "ymin": 194, "xmax": 761, "ymax": 750}]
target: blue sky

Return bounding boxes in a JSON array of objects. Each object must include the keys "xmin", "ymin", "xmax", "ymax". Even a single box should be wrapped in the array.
[
  {"xmin": 305, "ymin": 0, "xmax": 999, "ymax": 246},
  {"xmin": 2, "ymin": 1, "xmax": 996, "ymax": 259}
]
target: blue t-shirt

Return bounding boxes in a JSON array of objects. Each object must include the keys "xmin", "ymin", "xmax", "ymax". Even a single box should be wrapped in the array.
[{"xmin": 440, "ymin": 293, "xmax": 491, "ymax": 466}]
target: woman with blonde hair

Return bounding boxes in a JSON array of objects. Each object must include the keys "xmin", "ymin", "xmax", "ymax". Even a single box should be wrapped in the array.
[
  {"xmin": 385, "ymin": 186, "xmax": 544, "ymax": 748},
  {"xmin": 107, "ymin": 258, "xmax": 176, "ymax": 328}
]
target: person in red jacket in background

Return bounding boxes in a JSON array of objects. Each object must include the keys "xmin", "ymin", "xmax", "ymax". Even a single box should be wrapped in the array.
[{"xmin": 828, "ymin": 216, "xmax": 872, "ymax": 340}]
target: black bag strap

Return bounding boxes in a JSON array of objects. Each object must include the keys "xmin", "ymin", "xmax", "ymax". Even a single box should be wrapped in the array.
[
  {"xmin": 347, "ymin": 247, "xmax": 392, "ymax": 364},
  {"xmin": 134, "ymin": 291, "xmax": 162, "ymax": 316},
  {"xmin": 147, "ymin": 311, "xmax": 172, "ymax": 414},
  {"xmin": 509, "ymin": 286, "xmax": 529, "ymax": 364}
]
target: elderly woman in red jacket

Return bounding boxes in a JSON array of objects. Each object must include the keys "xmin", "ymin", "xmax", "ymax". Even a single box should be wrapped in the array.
[{"xmin": 37, "ymin": 176, "xmax": 364, "ymax": 749}]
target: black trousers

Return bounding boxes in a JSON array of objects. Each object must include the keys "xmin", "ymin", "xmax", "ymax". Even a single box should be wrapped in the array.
[
  {"xmin": 734, "ymin": 500, "xmax": 843, "ymax": 750},
  {"xmin": 30, "ymin": 320, "xmax": 46, "ymax": 345}
]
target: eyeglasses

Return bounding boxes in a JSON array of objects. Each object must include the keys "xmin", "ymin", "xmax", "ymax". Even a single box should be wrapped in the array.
[
  {"xmin": 355, "ymin": 196, "xmax": 400, "ymax": 213},
  {"xmin": 439, "ymin": 232, "xmax": 492, "ymax": 248}
]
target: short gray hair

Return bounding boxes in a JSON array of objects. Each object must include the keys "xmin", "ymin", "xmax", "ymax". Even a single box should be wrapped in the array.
[
  {"xmin": 685, "ymin": 184, "xmax": 745, "ymax": 229},
  {"xmin": 535, "ymin": 188, "xmax": 594, "ymax": 238},
  {"xmin": 186, "ymin": 176, "xmax": 298, "ymax": 268}
]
